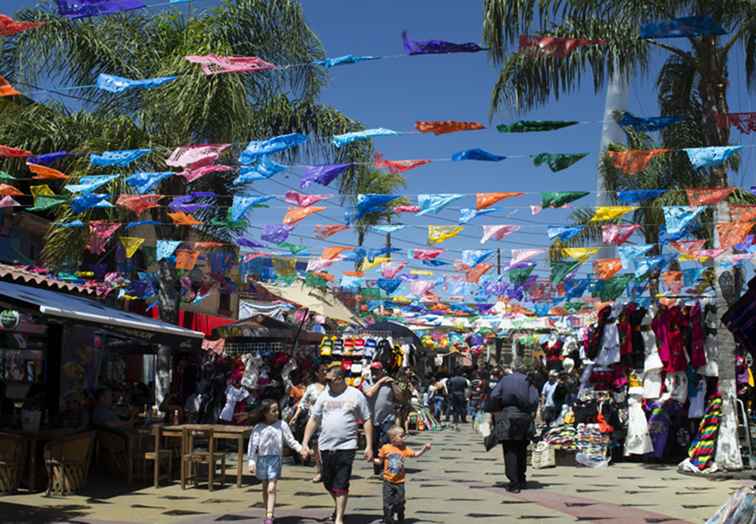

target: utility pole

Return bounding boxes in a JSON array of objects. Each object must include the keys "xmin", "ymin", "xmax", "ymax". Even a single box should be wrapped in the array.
[{"xmin": 496, "ymin": 248, "xmax": 501, "ymax": 275}]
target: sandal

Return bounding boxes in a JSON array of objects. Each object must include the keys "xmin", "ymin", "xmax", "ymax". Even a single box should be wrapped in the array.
[
  {"xmin": 264, "ymin": 512, "xmax": 274, "ymax": 524},
  {"xmin": 311, "ymin": 473, "xmax": 322, "ymax": 483}
]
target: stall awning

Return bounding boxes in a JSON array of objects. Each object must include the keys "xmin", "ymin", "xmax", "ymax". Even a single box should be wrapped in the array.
[
  {"xmin": 0, "ymin": 281, "xmax": 204, "ymax": 341},
  {"xmin": 257, "ymin": 280, "xmax": 364, "ymax": 326}
]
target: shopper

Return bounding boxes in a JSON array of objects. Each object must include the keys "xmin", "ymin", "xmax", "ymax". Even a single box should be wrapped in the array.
[
  {"xmin": 446, "ymin": 371, "xmax": 470, "ymax": 424},
  {"xmin": 362, "ymin": 362, "xmax": 396, "ymax": 473},
  {"xmin": 289, "ymin": 364, "xmax": 327, "ymax": 482},
  {"xmin": 247, "ymin": 399, "xmax": 307, "ymax": 524},
  {"xmin": 427, "ymin": 376, "xmax": 447, "ymax": 420},
  {"xmin": 485, "ymin": 366, "xmax": 539, "ymax": 493},
  {"xmin": 374, "ymin": 426, "xmax": 432, "ymax": 524},
  {"xmin": 540, "ymin": 370, "xmax": 560, "ymax": 426},
  {"xmin": 302, "ymin": 365, "xmax": 374, "ymax": 524}
]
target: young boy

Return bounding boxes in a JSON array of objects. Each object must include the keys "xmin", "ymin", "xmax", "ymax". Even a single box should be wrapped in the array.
[{"xmin": 374, "ymin": 426, "xmax": 432, "ymax": 524}]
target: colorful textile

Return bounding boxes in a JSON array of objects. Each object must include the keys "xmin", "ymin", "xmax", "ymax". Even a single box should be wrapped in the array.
[
  {"xmin": 452, "ymin": 148, "xmax": 505, "ymax": 162},
  {"xmin": 684, "ymin": 146, "xmax": 742, "ymax": 169},
  {"xmin": 261, "ymin": 224, "xmax": 292, "ymax": 243},
  {"xmin": 332, "ymin": 128, "xmax": 398, "ymax": 148},
  {"xmin": 402, "ymin": 31, "xmax": 484, "ymax": 55},
  {"xmin": 315, "ymin": 55, "xmax": 379, "ymax": 68},
  {"xmin": 416, "ymin": 193, "xmax": 463, "ymax": 216},
  {"xmin": 314, "ymin": 224, "xmax": 348, "ymax": 239},
  {"xmin": 116, "ymin": 194, "xmax": 161, "ymax": 214},
  {"xmin": 565, "ymin": 278, "xmax": 591, "ymax": 298},
  {"xmin": 671, "ymin": 239, "xmax": 706, "ymax": 257},
  {"xmin": 167, "ymin": 211, "xmax": 202, "ymax": 226},
  {"xmin": 90, "ymin": 148, "xmax": 150, "ymax": 167},
  {"xmin": 496, "ymin": 120, "xmax": 577, "ymax": 133},
  {"xmin": 371, "ymin": 225, "xmax": 406, "ymax": 234},
  {"xmin": 618, "ymin": 112, "xmax": 681, "ymax": 131},
  {"xmin": 167, "ymin": 144, "xmax": 229, "ymax": 169},
  {"xmin": 299, "ymin": 163, "xmax": 351, "ymax": 188},
  {"xmin": 240, "ymin": 133, "xmax": 307, "ymax": 163},
  {"xmin": 231, "ymin": 195, "xmax": 272, "ymax": 221},
  {"xmin": 476, "ymin": 192, "xmax": 523, "ymax": 209},
  {"xmin": 180, "ymin": 164, "xmax": 233, "ymax": 183},
  {"xmin": 236, "ymin": 238, "xmax": 266, "ymax": 249},
  {"xmin": 58, "ymin": 219, "xmax": 85, "ymax": 228},
  {"xmin": 686, "ymin": 395, "xmax": 721, "ymax": 471},
  {"xmin": 551, "ymin": 260, "xmax": 581, "ymax": 284},
  {"xmin": 283, "ymin": 206, "xmax": 325, "ymax": 226},
  {"xmin": 86, "ymin": 221, "xmax": 120, "ymax": 255},
  {"xmin": 119, "ymin": 236, "xmax": 145, "ymax": 258},
  {"xmin": 0, "ymin": 75, "xmax": 21, "ymax": 97},
  {"xmin": 686, "ymin": 187, "xmax": 735, "ymax": 207},
  {"xmin": 663, "ymin": 206, "xmax": 704, "ymax": 236},
  {"xmin": 717, "ymin": 222, "xmax": 753, "ymax": 250},
  {"xmin": 714, "ymin": 112, "xmax": 756, "ymax": 134},
  {"xmin": 459, "ymin": 207, "xmax": 497, "ymax": 224},
  {"xmin": 616, "ymin": 189, "xmax": 666, "ymax": 203},
  {"xmin": 519, "ymin": 35, "xmax": 606, "ymax": 57},
  {"xmin": 602, "ymin": 224, "xmax": 640, "ymax": 245},
  {"xmin": 28, "ymin": 163, "xmax": 68, "ymax": 180},
  {"xmin": 542, "ymin": 191, "xmax": 589, "ymax": 208},
  {"xmin": 640, "ymin": 16, "xmax": 726, "ymax": 39},
  {"xmin": 235, "ymin": 156, "xmax": 286, "ymax": 185},
  {"xmin": 56, "ymin": 0, "xmax": 144, "ymax": 18},
  {"xmin": 185, "ymin": 55, "xmax": 276, "ymax": 75},
  {"xmin": 27, "ymin": 196, "xmax": 65, "ymax": 211},
  {"xmin": 532, "ymin": 152, "xmax": 587, "ymax": 172},
  {"xmin": 548, "ymin": 226, "xmax": 583, "ymax": 241},
  {"xmin": 428, "ymin": 225, "xmax": 463, "ymax": 245},
  {"xmin": 96, "ymin": 73, "xmax": 175, "ymax": 93},
  {"xmin": 0, "ymin": 14, "xmax": 44, "ymax": 35},
  {"xmin": 169, "ymin": 192, "xmax": 213, "ymax": 213},
  {"xmin": 126, "ymin": 171, "xmax": 173, "ymax": 193},
  {"xmin": 373, "ymin": 152, "xmax": 430, "ymax": 174},
  {"xmin": 71, "ymin": 193, "xmax": 112, "ymax": 213},
  {"xmin": 410, "ymin": 249, "xmax": 443, "ymax": 260},
  {"xmin": 481, "ymin": 224, "xmax": 520, "ymax": 244},
  {"xmin": 607, "ymin": 149, "xmax": 668, "ymax": 174},
  {"xmin": 508, "ymin": 263, "xmax": 535, "ymax": 286},
  {"xmin": 382, "ymin": 261, "xmax": 405, "ymax": 279},
  {"xmin": 594, "ymin": 259, "xmax": 623, "ymax": 280},
  {"xmin": 511, "ymin": 248, "xmax": 543, "ymax": 266},
  {"xmin": 591, "ymin": 206, "xmax": 636, "ymax": 222},
  {"xmin": 0, "ymin": 145, "xmax": 32, "ymax": 158},
  {"xmin": 562, "ymin": 247, "xmax": 599, "ymax": 262},
  {"xmin": 415, "ymin": 121, "xmax": 484, "ymax": 135},
  {"xmin": 65, "ymin": 175, "xmax": 118, "ymax": 193},
  {"xmin": 634, "ymin": 255, "xmax": 672, "ymax": 279}
]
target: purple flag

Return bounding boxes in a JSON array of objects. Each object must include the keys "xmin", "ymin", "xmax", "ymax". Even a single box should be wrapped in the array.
[
  {"xmin": 236, "ymin": 238, "xmax": 267, "ymax": 249},
  {"xmin": 57, "ymin": 0, "xmax": 145, "ymax": 19},
  {"xmin": 402, "ymin": 31, "xmax": 484, "ymax": 55},
  {"xmin": 299, "ymin": 163, "xmax": 352, "ymax": 188},
  {"xmin": 261, "ymin": 224, "xmax": 293, "ymax": 243},
  {"xmin": 169, "ymin": 192, "xmax": 214, "ymax": 213},
  {"xmin": 28, "ymin": 151, "xmax": 70, "ymax": 165}
]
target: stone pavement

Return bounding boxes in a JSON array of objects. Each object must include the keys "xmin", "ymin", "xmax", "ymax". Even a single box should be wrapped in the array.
[{"xmin": 0, "ymin": 424, "xmax": 747, "ymax": 523}]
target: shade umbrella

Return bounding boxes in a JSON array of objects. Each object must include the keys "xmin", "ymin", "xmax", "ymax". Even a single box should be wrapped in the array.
[{"xmin": 256, "ymin": 279, "xmax": 363, "ymax": 326}]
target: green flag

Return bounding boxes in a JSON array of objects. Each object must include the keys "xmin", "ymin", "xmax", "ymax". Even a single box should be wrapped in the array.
[
  {"xmin": 509, "ymin": 265, "xmax": 535, "ymax": 286},
  {"xmin": 0, "ymin": 171, "xmax": 17, "ymax": 182},
  {"xmin": 27, "ymin": 196, "xmax": 66, "ymax": 212},
  {"xmin": 594, "ymin": 274, "xmax": 633, "ymax": 301},
  {"xmin": 360, "ymin": 287, "xmax": 383, "ymax": 299},
  {"xmin": 305, "ymin": 273, "xmax": 329, "ymax": 288},
  {"xmin": 542, "ymin": 191, "xmax": 590, "ymax": 208},
  {"xmin": 497, "ymin": 120, "xmax": 578, "ymax": 133},
  {"xmin": 533, "ymin": 153, "xmax": 589, "ymax": 172},
  {"xmin": 551, "ymin": 260, "xmax": 581, "ymax": 284},
  {"xmin": 276, "ymin": 242, "xmax": 307, "ymax": 255}
]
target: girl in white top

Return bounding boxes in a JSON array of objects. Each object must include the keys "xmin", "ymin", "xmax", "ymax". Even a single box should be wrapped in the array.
[{"xmin": 247, "ymin": 399, "xmax": 306, "ymax": 524}]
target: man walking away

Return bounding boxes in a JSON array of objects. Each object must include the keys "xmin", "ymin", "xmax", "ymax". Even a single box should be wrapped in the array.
[
  {"xmin": 446, "ymin": 371, "xmax": 470, "ymax": 424},
  {"xmin": 541, "ymin": 370, "xmax": 560, "ymax": 427},
  {"xmin": 303, "ymin": 365, "xmax": 374, "ymax": 524},
  {"xmin": 485, "ymin": 366, "xmax": 539, "ymax": 493},
  {"xmin": 361, "ymin": 362, "xmax": 396, "ymax": 474}
]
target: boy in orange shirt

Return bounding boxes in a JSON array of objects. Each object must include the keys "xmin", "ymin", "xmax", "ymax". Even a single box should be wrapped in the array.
[{"xmin": 374, "ymin": 426, "xmax": 432, "ymax": 524}]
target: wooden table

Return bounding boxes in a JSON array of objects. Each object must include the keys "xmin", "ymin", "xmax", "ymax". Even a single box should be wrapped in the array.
[{"xmin": 4, "ymin": 428, "xmax": 77, "ymax": 491}]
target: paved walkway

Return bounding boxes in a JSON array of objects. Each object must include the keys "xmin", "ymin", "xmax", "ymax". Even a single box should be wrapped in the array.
[{"xmin": 0, "ymin": 424, "xmax": 745, "ymax": 523}]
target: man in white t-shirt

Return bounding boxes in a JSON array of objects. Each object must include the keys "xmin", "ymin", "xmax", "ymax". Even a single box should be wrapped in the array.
[{"xmin": 303, "ymin": 365, "xmax": 373, "ymax": 524}]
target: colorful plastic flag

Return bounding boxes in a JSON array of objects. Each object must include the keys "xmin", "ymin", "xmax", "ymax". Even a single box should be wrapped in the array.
[
  {"xmin": 235, "ymin": 157, "xmax": 286, "ymax": 186},
  {"xmin": 462, "ymin": 250, "xmax": 494, "ymax": 267},
  {"xmin": 156, "ymin": 240, "xmax": 182, "ymax": 260},
  {"xmin": 547, "ymin": 226, "xmax": 583, "ymax": 241},
  {"xmin": 0, "ymin": 184, "xmax": 23, "ymax": 197},
  {"xmin": 714, "ymin": 112, "xmax": 756, "ymax": 134},
  {"xmin": 670, "ymin": 239, "xmax": 706, "ymax": 256},
  {"xmin": 116, "ymin": 194, "xmax": 161, "ymax": 215},
  {"xmin": 382, "ymin": 261, "xmax": 406, "ymax": 278},
  {"xmin": 167, "ymin": 211, "xmax": 201, "ymax": 226},
  {"xmin": 231, "ymin": 195, "xmax": 272, "ymax": 221},
  {"xmin": 169, "ymin": 192, "xmax": 214, "ymax": 213},
  {"xmin": 27, "ymin": 196, "xmax": 66, "ymax": 212},
  {"xmin": 284, "ymin": 191, "xmax": 331, "ymax": 207},
  {"xmin": 619, "ymin": 244, "xmax": 654, "ymax": 268},
  {"xmin": 90, "ymin": 148, "xmax": 149, "ymax": 167},
  {"xmin": 373, "ymin": 152, "xmax": 430, "ymax": 174},
  {"xmin": 28, "ymin": 163, "xmax": 68, "ymax": 180},
  {"xmin": 511, "ymin": 249, "xmax": 543, "ymax": 266},
  {"xmin": 684, "ymin": 146, "xmax": 742, "ymax": 169},
  {"xmin": 96, "ymin": 73, "xmax": 176, "ymax": 93},
  {"xmin": 332, "ymin": 128, "xmax": 399, "ymax": 148},
  {"xmin": 519, "ymin": 35, "xmax": 607, "ymax": 57},
  {"xmin": 377, "ymin": 278, "xmax": 402, "ymax": 294},
  {"xmin": 299, "ymin": 163, "xmax": 351, "ymax": 188},
  {"xmin": 416, "ymin": 193, "xmax": 463, "ymax": 216},
  {"xmin": 562, "ymin": 247, "xmax": 599, "ymax": 262},
  {"xmin": 428, "ymin": 225, "xmax": 463, "ymax": 245},
  {"xmin": 640, "ymin": 16, "xmax": 726, "ymax": 39},
  {"xmin": 167, "ymin": 144, "xmax": 229, "ymax": 169},
  {"xmin": 717, "ymin": 222, "xmax": 754, "ymax": 250},
  {"xmin": 415, "ymin": 121, "xmax": 484, "ymax": 135},
  {"xmin": 607, "ymin": 148, "xmax": 668, "ymax": 174},
  {"xmin": 508, "ymin": 263, "xmax": 535, "ymax": 286},
  {"xmin": 394, "ymin": 205, "xmax": 421, "ymax": 214},
  {"xmin": 594, "ymin": 258, "xmax": 623, "ymax": 280},
  {"xmin": 402, "ymin": 31, "xmax": 484, "ymax": 55},
  {"xmin": 481, "ymin": 224, "xmax": 520, "ymax": 244},
  {"xmin": 618, "ymin": 112, "xmax": 681, "ymax": 131},
  {"xmin": 591, "ymin": 206, "xmax": 636, "ymax": 222},
  {"xmin": 459, "ymin": 207, "xmax": 497, "ymax": 224},
  {"xmin": 662, "ymin": 271, "xmax": 683, "ymax": 294},
  {"xmin": 58, "ymin": 219, "xmax": 84, "ymax": 228},
  {"xmin": 634, "ymin": 255, "xmax": 672, "ymax": 279},
  {"xmin": 180, "ymin": 164, "xmax": 233, "ymax": 183},
  {"xmin": 0, "ymin": 196, "xmax": 21, "ymax": 208},
  {"xmin": 551, "ymin": 260, "xmax": 581, "ymax": 285},
  {"xmin": 283, "ymin": 206, "xmax": 325, "ymax": 226},
  {"xmin": 0, "ymin": 172, "xmax": 16, "ymax": 182},
  {"xmin": 594, "ymin": 274, "xmax": 633, "ymax": 301},
  {"xmin": 125, "ymin": 220, "xmax": 159, "ymax": 230},
  {"xmin": 730, "ymin": 205, "xmax": 756, "ymax": 223},
  {"xmin": 602, "ymin": 224, "xmax": 640, "ymax": 245},
  {"xmin": 530, "ymin": 205, "xmax": 542, "ymax": 215},
  {"xmin": 57, "ymin": 0, "xmax": 145, "ymax": 18},
  {"xmin": 616, "ymin": 189, "xmax": 666, "ymax": 203},
  {"xmin": 452, "ymin": 148, "xmax": 505, "ymax": 162},
  {"xmin": 542, "ymin": 191, "xmax": 589, "ymax": 208},
  {"xmin": 0, "ymin": 14, "xmax": 44, "ymax": 35},
  {"xmin": 119, "ymin": 236, "xmax": 145, "ymax": 258},
  {"xmin": 476, "ymin": 192, "xmax": 523, "ymax": 209},
  {"xmin": 371, "ymin": 225, "xmax": 406, "ymax": 234},
  {"xmin": 86, "ymin": 221, "xmax": 120, "ymax": 255},
  {"xmin": 27, "ymin": 151, "xmax": 70, "ymax": 165},
  {"xmin": 185, "ymin": 55, "xmax": 276, "ymax": 75},
  {"xmin": 71, "ymin": 193, "xmax": 112, "ymax": 213},
  {"xmin": 408, "ymin": 280, "xmax": 435, "ymax": 297},
  {"xmin": 30, "ymin": 185, "xmax": 54, "ymax": 198},
  {"xmin": 663, "ymin": 206, "xmax": 704, "ymax": 236},
  {"xmin": 532, "ymin": 152, "xmax": 588, "ymax": 172},
  {"xmin": 65, "ymin": 175, "xmax": 118, "ymax": 193},
  {"xmin": 320, "ymin": 247, "xmax": 349, "ymax": 261},
  {"xmin": 466, "ymin": 263, "xmax": 493, "ymax": 283},
  {"xmin": 236, "ymin": 238, "xmax": 267, "ymax": 249},
  {"xmin": 240, "ymin": 133, "xmax": 307, "ymax": 163},
  {"xmin": 314, "ymin": 224, "xmax": 348, "ymax": 239},
  {"xmin": 496, "ymin": 120, "xmax": 577, "ymax": 133},
  {"xmin": 126, "ymin": 172, "xmax": 173, "ymax": 193},
  {"xmin": 686, "ymin": 187, "xmax": 735, "ymax": 207},
  {"xmin": 0, "ymin": 145, "xmax": 32, "ymax": 158},
  {"xmin": 175, "ymin": 249, "xmax": 200, "ymax": 270},
  {"xmin": 410, "ymin": 249, "xmax": 444, "ymax": 260},
  {"xmin": 262, "ymin": 224, "xmax": 293, "ymax": 243},
  {"xmin": 0, "ymin": 75, "xmax": 20, "ymax": 97},
  {"xmin": 352, "ymin": 194, "xmax": 399, "ymax": 223},
  {"xmin": 565, "ymin": 278, "xmax": 591, "ymax": 298},
  {"xmin": 315, "ymin": 55, "xmax": 380, "ymax": 68}
]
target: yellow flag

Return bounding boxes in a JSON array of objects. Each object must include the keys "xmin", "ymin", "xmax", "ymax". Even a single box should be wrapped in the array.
[
  {"xmin": 360, "ymin": 256, "xmax": 391, "ymax": 271},
  {"xmin": 428, "ymin": 225, "xmax": 463, "ymax": 245},
  {"xmin": 272, "ymin": 257, "xmax": 296, "ymax": 276},
  {"xmin": 591, "ymin": 206, "xmax": 637, "ymax": 222},
  {"xmin": 30, "ymin": 184, "xmax": 55, "ymax": 198},
  {"xmin": 562, "ymin": 247, "xmax": 599, "ymax": 262},
  {"xmin": 119, "ymin": 236, "xmax": 145, "ymax": 258},
  {"xmin": 410, "ymin": 269, "xmax": 433, "ymax": 276}
]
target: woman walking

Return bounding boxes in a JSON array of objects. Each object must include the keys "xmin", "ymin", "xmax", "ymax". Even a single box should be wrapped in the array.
[{"xmin": 289, "ymin": 364, "xmax": 327, "ymax": 482}]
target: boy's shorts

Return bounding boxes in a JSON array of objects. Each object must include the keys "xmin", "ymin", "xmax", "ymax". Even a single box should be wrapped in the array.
[
  {"xmin": 383, "ymin": 480, "xmax": 406, "ymax": 508},
  {"xmin": 254, "ymin": 455, "xmax": 282, "ymax": 481},
  {"xmin": 320, "ymin": 449, "xmax": 355, "ymax": 496}
]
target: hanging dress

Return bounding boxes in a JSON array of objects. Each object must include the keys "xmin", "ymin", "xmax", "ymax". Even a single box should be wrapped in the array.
[{"xmin": 625, "ymin": 385, "xmax": 654, "ymax": 456}]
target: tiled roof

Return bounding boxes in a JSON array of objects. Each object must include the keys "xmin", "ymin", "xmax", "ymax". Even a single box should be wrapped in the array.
[{"xmin": 0, "ymin": 263, "xmax": 96, "ymax": 295}]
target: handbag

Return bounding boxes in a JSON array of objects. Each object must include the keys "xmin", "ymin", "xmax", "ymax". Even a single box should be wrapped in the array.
[{"xmin": 531, "ymin": 441, "xmax": 556, "ymax": 469}]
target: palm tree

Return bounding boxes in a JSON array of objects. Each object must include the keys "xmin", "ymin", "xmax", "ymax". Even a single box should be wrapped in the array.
[{"xmin": 0, "ymin": 1, "xmax": 372, "ymax": 323}]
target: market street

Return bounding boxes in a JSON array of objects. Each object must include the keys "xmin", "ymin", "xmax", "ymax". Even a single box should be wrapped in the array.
[{"xmin": 0, "ymin": 424, "xmax": 743, "ymax": 524}]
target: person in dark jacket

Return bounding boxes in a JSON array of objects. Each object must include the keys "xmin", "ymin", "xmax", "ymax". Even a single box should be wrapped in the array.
[{"xmin": 484, "ymin": 367, "xmax": 539, "ymax": 493}]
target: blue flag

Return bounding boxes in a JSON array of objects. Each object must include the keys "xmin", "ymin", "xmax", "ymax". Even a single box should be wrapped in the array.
[
  {"xmin": 28, "ymin": 151, "xmax": 70, "ymax": 165},
  {"xmin": 619, "ymin": 244, "xmax": 653, "ymax": 268},
  {"xmin": 157, "ymin": 240, "xmax": 182, "ymax": 261},
  {"xmin": 231, "ymin": 195, "xmax": 273, "ymax": 222},
  {"xmin": 640, "ymin": 16, "xmax": 726, "ymax": 39},
  {"xmin": 452, "ymin": 148, "xmax": 506, "ymax": 162},
  {"xmin": 65, "ymin": 175, "xmax": 118, "ymax": 194},
  {"xmin": 350, "ymin": 194, "xmax": 400, "ymax": 223},
  {"xmin": 71, "ymin": 193, "xmax": 113, "ymax": 213},
  {"xmin": 90, "ymin": 148, "xmax": 150, "ymax": 167},
  {"xmin": 416, "ymin": 193, "xmax": 464, "ymax": 216},
  {"xmin": 547, "ymin": 226, "xmax": 583, "ymax": 241},
  {"xmin": 377, "ymin": 278, "xmax": 402, "ymax": 294},
  {"xmin": 459, "ymin": 207, "xmax": 497, "ymax": 224},
  {"xmin": 96, "ymin": 73, "xmax": 176, "ymax": 94},
  {"xmin": 564, "ymin": 278, "xmax": 591, "ymax": 298},
  {"xmin": 59, "ymin": 219, "xmax": 85, "ymax": 228},
  {"xmin": 239, "ymin": 133, "xmax": 307, "ymax": 164},
  {"xmin": 332, "ymin": 128, "xmax": 399, "ymax": 148},
  {"xmin": 684, "ymin": 146, "xmax": 742, "ymax": 169},
  {"xmin": 57, "ymin": 0, "xmax": 145, "ymax": 19},
  {"xmin": 126, "ymin": 172, "xmax": 173, "ymax": 193},
  {"xmin": 618, "ymin": 112, "xmax": 682, "ymax": 131},
  {"xmin": 663, "ymin": 206, "xmax": 704, "ymax": 236},
  {"xmin": 125, "ymin": 220, "xmax": 160, "ymax": 230},
  {"xmin": 616, "ymin": 189, "xmax": 666, "ymax": 204},
  {"xmin": 315, "ymin": 55, "xmax": 380, "ymax": 68},
  {"xmin": 234, "ymin": 156, "xmax": 286, "ymax": 185},
  {"xmin": 462, "ymin": 250, "xmax": 494, "ymax": 267}
]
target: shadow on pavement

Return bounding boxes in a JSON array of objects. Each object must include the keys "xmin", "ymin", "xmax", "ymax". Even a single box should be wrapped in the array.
[{"xmin": 0, "ymin": 502, "xmax": 92, "ymax": 524}]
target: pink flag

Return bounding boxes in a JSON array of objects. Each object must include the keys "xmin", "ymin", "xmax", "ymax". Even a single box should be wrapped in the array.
[
  {"xmin": 602, "ymin": 224, "xmax": 640, "ymax": 245},
  {"xmin": 530, "ymin": 205, "xmax": 542, "ymax": 215},
  {"xmin": 411, "ymin": 249, "xmax": 444, "ymax": 260},
  {"xmin": 166, "ymin": 144, "xmax": 230, "ymax": 169},
  {"xmin": 87, "ymin": 221, "xmax": 121, "ymax": 254},
  {"xmin": 0, "ymin": 195, "xmax": 20, "ymax": 208},
  {"xmin": 179, "ymin": 164, "xmax": 233, "ymax": 183},
  {"xmin": 481, "ymin": 225, "xmax": 520, "ymax": 244},
  {"xmin": 693, "ymin": 248, "xmax": 727, "ymax": 260},
  {"xmin": 394, "ymin": 205, "xmax": 421, "ymax": 214},
  {"xmin": 202, "ymin": 338, "xmax": 225, "ymax": 355},
  {"xmin": 116, "ymin": 194, "xmax": 161, "ymax": 214},
  {"xmin": 671, "ymin": 239, "xmax": 706, "ymax": 256},
  {"xmin": 382, "ymin": 261, "xmax": 406, "ymax": 278},
  {"xmin": 306, "ymin": 259, "xmax": 336, "ymax": 272},
  {"xmin": 285, "ymin": 191, "xmax": 331, "ymax": 207},
  {"xmin": 185, "ymin": 55, "xmax": 276, "ymax": 76},
  {"xmin": 510, "ymin": 248, "xmax": 544, "ymax": 266},
  {"xmin": 409, "ymin": 280, "xmax": 434, "ymax": 296}
]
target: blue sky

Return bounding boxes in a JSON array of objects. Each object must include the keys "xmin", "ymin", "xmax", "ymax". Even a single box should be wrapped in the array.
[{"xmin": 6, "ymin": 1, "xmax": 755, "ymax": 296}]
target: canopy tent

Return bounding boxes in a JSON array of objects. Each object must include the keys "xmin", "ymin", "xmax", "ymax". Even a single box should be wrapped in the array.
[
  {"xmin": 213, "ymin": 313, "xmax": 322, "ymax": 343},
  {"xmin": 256, "ymin": 279, "xmax": 364, "ymax": 326}
]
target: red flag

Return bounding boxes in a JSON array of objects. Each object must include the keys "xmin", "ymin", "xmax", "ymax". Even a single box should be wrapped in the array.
[
  {"xmin": 607, "ymin": 149, "xmax": 668, "ymax": 174},
  {"xmin": 729, "ymin": 205, "xmax": 756, "ymax": 223},
  {"xmin": 0, "ymin": 15, "xmax": 44, "ymax": 37},
  {"xmin": 0, "ymin": 75, "xmax": 20, "ymax": 97},
  {"xmin": 415, "ymin": 121, "xmax": 485, "ymax": 135},
  {"xmin": 87, "ymin": 221, "xmax": 120, "ymax": 255},
  {"xmin": 519, "ymin": 35, "xmax": 607, "ymax": 58},
  {"xmin": 686, "ymin": 187, "xmax": 735, "ymax": 207},
  {"xmin": 713, "ymin": 112, "xmax": 756, "ymax": 134},
  {"xmin": 374, "ymin": 152, "xmax": 430, "ymax": 174},
  {"xmin": 0, "ymin": 144, "xmax": 32, "ymax": 158},
  {"xmin": 116, "ymin": 194, "xmax": 161, "ymax": 214},
  {"xmin": 717, "ymin": 222, "xmax": 753, "ymax": 250}
]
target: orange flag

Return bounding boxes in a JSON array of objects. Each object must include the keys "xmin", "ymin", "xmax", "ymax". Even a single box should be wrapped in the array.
[
  {"xmin": 343, "ymin": 271, "xmax": 364, "ymax": 277},
  {"xmin": 466, "ymin": 263, "xmax": 493, "ymax": 283},
  {"xmin": 607, "ymin": 149, "xmax": 668, "ymax": 174},
  {"xmin": 314, "ymin": 224, "xmax": 349, "ymax": 239},
  {"xmin": 168, "ymin": 211, "xmax": 202, "ymax": 225},
  {"xmin": 475, "ymin": 192, "xmax": 524, "ymax": 209},
  {"xmin": 321, "ymin": 246, "xmax": 350, "ymax": 260},
  {"xmin": 28, "ymin": 163, "xmax": 68, "ymax": 180},
  {"xmin": 0, "ymin": 75, "xmax": 20, "ymax": 97},
  {"xmin": 730, "ymin": 205, "xmax": 756, "ymax": 222},
  {"xmin": 415, "ymin": 121, "xmax": 485, "ymax": 135},
  {"xmin": 0, "ymin": 145, "xmax": 31, "ymax": 158},
  {"xmin": 0, "ymin": 184, "xmax": 23, "ymax": 196},
  {"xmin": 194, "ymin": 241, "xmax": 223, "ymax": 250},
  {"xmin": 717, "ymin": 222, "xmax": 753, "ymax": 249},
  {"xmin": 593, "ymin": 258, "xmax": 623, "ymax": 280},
  {"xmin": 662, "ymin": 271, "xmax": 683, "ymax": 294},
  {"xmin": 175, "ymin": 249, "xmax": 201, "ymax": 270},
  {"xmin": 116, "ymin": 194, "xmax": 162, "ymax": 215},
  {"xmin": 283, "ymin": 206, "xmax": 325, "ymax": 226},
  {"xmin": 686, "ymin": 187, "xmax": 735, "ymax": 207}
]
